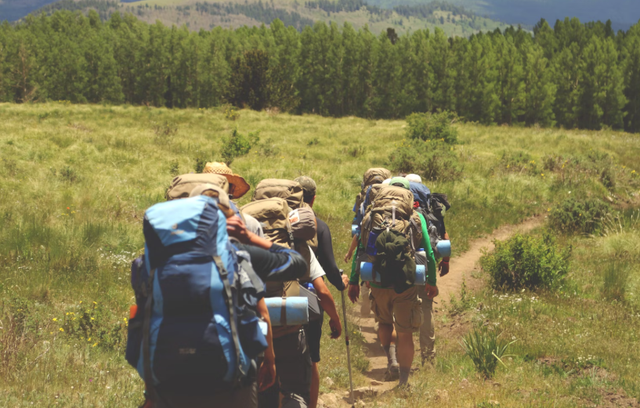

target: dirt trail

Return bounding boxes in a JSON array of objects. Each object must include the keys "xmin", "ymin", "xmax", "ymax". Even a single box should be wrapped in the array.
[{"xmin": 321, "ymin": 216, "xmax": 545, "ymax": 407}]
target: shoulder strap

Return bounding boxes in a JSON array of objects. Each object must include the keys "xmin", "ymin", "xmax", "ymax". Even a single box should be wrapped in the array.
[
  {"xmin": 212, "ymin": 256, "xmax": 246, "ymax": 386},
  {"xmin": 142, "ymin": 269, "xmax": 159, "ymax": 402}
]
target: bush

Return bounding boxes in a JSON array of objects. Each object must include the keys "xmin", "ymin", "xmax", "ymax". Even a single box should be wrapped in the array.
[
  {"xmin": 462, "ymin": 326, "xmax": 514, "ymax": 378},
  {"xmin": 221, "ymin": 129, "xmax": 259, "ymax": 164},
  {"xmin": 388, "ymin": 139, "xmax": 461, "ymax": 182},
  {"xmin": 405, "ymin": 110, "xmax": 458, "ymax": 144},
  {"xmin": 548, "ymin": 197, "xmax": 611, "ymax": 235},
  {"xmin": 480, "ymin": 233, "xmax": 571, "ymax": 291}
]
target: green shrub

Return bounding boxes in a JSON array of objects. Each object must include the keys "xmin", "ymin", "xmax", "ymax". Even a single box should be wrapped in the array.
[
  {"xmin": 405, "ymin": 110, "xmax": 458, "ymax": 144},
  {"xmin": 461, "ymin": 326, "xmax": 514, "ymax": 378},
  {"xmin": 388, "ymin": 139, "xmax": 461, "ymax": 182},
  {"xmin": 221, "ymin": 129, "xmax": 260, "ymax": 165},
  {"xmin": 224, "ymin": 105, "xmax": 240, "ymax": 121},
  {"xmin": 548, "ymin": 197, "xmax": 611, "ymax": 235},
  {"xmin": 480, "ymin": 233, "xmax": 571, "ymax": 291}
]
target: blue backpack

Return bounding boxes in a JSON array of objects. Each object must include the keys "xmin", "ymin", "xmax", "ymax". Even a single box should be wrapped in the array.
[{"xmin": 125, "ymin": 195, "xmax": 267, "ymax": 396}]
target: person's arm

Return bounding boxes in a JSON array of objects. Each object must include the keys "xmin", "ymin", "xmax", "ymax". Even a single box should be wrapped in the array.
[
  {"xmin": 316, "ymin": 219, "xmax": 346, "ymax": 291},
  {"xmin": 312, "ymin": 276, "xmax": 342, "ymax": 339},
  {"xmin": 256, "ymin": 298, "xmax": 276, "ymax": 392},
  {"xmin": 417, "ymin": 212, "xmax": 438, "ymax": 299},
  {"xmin": 227, "ymin": 216, "xmax": 273, "ymax": 249},
  {"xmin": 236, "ymin": 242, "xmax": 307, "ymax": 282},
  {"xmin": 344, "ymin": 234, "xmax": 359, "ymax": 263}
]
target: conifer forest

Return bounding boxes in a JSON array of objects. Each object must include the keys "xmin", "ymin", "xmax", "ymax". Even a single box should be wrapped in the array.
[{"xmin": 1, "ymin": 11, "xmax": 639, "ymax": 132}]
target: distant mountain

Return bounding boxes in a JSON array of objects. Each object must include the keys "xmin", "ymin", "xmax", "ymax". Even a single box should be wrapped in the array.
[
  {"xmin": 2, "ymin": 0, "xmax": 639, "ymax": 31},
  {"xmin": 0, "ymin": 0, "xmax": 57, "ymax": 21},
  {"xmin": 366, "ymin": 0, "xmax": 640, "ymax": 30},
  {"xmin": 3, "ymin": 0, "xmax": 511, "ymax": 36}
]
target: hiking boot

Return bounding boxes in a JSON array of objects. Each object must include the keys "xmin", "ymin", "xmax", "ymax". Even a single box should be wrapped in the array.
[
  {"xmin": 384, "ymin": 363, "xmax": 400, "ymax": 381},
  {"xmin": 421, "ymin": 353, "xmax": 435, "ymax": 367}
]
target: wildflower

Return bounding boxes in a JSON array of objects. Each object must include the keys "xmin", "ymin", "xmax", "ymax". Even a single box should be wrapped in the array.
[
  {"xmin": 53, "ymin": 318, "xmax": 57, "ymax": 322},
  {"xmin": 93, "ymin": 301, "xmax": 97, "ymax": 304},
  {"xmin": 93, "ymin": 342, "xmax": 98, "ymax": 347},
  {"xmin": 59, "ymin": 328, "xmax": 64, "ymax": 332},
  {"xmin": 91, "ymin": 317, "xmax": 95, "ymax": 321},
  {"xmin": 541, "ymin": 173, "xmax": 545, "ymax": 177},
  {"xmin": 67, "ymin": 207, "xmax": 70, "ymax": 210},
  {"xmin": 88, "ymin": 338, "xmax": 92, "ymax": 342}
]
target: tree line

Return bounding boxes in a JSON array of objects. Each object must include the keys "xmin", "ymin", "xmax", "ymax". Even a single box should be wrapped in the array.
[{"xmin": 1, "ymin": 11, "xmax": 639, "ymax": 132}]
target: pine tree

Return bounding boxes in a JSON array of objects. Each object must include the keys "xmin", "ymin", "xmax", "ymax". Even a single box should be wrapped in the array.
[
  {"xmin": 494, "ymin": 33, "xmax": 525, "ymax": 125},
  {"xmin": 577, "ymin": 36, "xmax": 627, "ymax": 130},
  {"xmin": 430, "ymin": 28, "xmax": 455, "ymax": 112},
  {"xmin": 522, "ymin": 42, "xmax": 556, "ymax": 127},
  {"xmin": 622, "ymin": 26, "xmax": 640, "ymax": 132}
]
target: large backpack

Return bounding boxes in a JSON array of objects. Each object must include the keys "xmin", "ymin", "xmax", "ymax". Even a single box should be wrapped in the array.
[
  {"xmin": 250, "ymin": 179, "xmax": 316, "ymax": 279},
  {"xmin": 409, "ymin": 181, "xmax": 450, "ymax": 257},
  {"xmin": 360, "ymin": 185, "xmax": 423, "ymax": 288},
  {"xmin": 126, "ymin": 196, "xmax": 267, "ymax": 396},
  {"xmin": 166, "ymin": 173, "xmax": 229, "ymax": 200},
  {"xmin": 352, "ymin": 168, "xmax": 392, "ymax": 229},
  {"xmin": 253, "ymin": 179, "xmax": 304, "ymax": 210}
]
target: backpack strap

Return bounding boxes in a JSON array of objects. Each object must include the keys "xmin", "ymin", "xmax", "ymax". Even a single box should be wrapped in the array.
[
  {"xmin": 212, "ymin": 255, "xmax": 246, "ymax": 386},
  {"xmin": 142, "ymin": 268, "xmax": 159, "ymax": 403}
]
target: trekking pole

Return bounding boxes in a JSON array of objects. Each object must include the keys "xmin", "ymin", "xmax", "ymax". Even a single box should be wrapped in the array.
[{"xmin": 340, "ymin": 270, "xmax": 355, "ymax": 406}]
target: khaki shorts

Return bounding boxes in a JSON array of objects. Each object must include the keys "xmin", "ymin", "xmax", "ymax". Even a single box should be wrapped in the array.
[{"xmin": 370, "ymin": 286, "xmax": 423, "ymax": 333}]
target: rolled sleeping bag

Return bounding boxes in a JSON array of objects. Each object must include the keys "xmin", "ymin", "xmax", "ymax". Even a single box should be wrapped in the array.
[
  {"xmin": 360, "ymin": 262, "xmax": 426, "ymax": 285},
  {"xmin": 264, "ymin": 297, "xmax": 309, "ymax": 326},
  {"xmin": 435, "ymin": 240, "xmax": 451, "ymax": 258}
]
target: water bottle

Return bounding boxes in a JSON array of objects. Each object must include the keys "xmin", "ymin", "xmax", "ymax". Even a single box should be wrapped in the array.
[
  {"xmin": 415, "ymin": 248, "xmax": 427, "ymax": 266},
  {"xmin": 304, "ymin": 282, "xmax": 316, "ymax": 294}
]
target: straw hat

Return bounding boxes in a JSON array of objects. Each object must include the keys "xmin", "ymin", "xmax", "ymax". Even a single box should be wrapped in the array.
[{"xmin": 202, "ymin": 162, "xmax": 250, "ymax": 199}]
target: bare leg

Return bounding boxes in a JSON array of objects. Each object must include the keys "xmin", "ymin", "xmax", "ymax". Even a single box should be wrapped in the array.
[
  {"xmin": 310, "ymin": 362, "xmax": 319, "ymax": 408},
  {"xmin": 396, "ymin": 331, "xmax": 415, "ymax": 386}
]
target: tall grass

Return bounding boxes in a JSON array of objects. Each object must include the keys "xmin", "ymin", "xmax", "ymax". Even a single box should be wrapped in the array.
[{"xmin": 0, "ymin": 103, "xmax": 639, "ymax": 406}]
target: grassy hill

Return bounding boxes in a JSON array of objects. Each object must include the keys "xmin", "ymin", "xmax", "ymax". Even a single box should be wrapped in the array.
[
  {"xmin": 19, "ymin": 0, "xmax": 509, "ymax": 35},
  {"xmin": 4, "ymin": 0, "xmax": 640, "ymax": 30},
  {"xmin": 1, "ymin": 102, "xmax": 639, "ymax": 406}
]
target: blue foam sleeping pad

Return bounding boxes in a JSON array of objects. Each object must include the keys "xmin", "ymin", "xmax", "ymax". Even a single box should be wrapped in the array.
[
  {"xmin": 360, "ymin": 262, "xmax": 426, "ymax": 285},
  {"xmin": 264, "ymin": 297, "xmax": 309, "ymax": 326}
]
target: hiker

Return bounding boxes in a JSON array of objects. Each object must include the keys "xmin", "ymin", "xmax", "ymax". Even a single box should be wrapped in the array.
[
  {"xmin": 241, "ymin": 179, "xmax": 320, "ymax": 408},
  {"xmin": 294, "ymin": 176, "xmax": 348, "ymax": 408},
  {"xmin": 406, "ymin": 174, "xmax": 452, "ymax": 365},
  {"xmin": 345, "ymin": 169, "xmax": 392, "ymax": 318},
  {"xmin": 347, "ymin": 177, "xmax": 438, "ymax": 387},
  {"xmin": 127, "ymin": 182, "xmax": 308, "ymax": 408}
]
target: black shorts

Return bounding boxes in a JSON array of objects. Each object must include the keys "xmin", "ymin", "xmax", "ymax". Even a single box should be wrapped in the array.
[{"xmin": 306, "ymin": 312, "xmax": 324, "ymax": 363}]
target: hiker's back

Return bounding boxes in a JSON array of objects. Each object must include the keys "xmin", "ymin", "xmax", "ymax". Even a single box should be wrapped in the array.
[{"xmin": 126, "ymin": 196, "xmax": 266, "ymax": 399}]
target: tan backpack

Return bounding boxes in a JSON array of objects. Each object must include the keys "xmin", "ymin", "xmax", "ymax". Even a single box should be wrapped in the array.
[
  {"xmin": 253, "ymin": 179, "xmax": 304, "ymax": 210},
  {"xmin": 354, "ymin": 168, "xmax": 392, "ymax": 214},
  {"xmin": 166, "ymin": 173, "xmax": 229, "ymax": 201},
  {"xmin": 241, "ymin": 198, "xmax": 294, "ymax": 248},
  {"xmin": 360, "ymin": 185, "xmax": 422, "ymax": 257}
]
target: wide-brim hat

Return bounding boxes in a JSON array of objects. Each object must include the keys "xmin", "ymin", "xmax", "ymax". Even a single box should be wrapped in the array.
[{"xmin": 203, "ymin": 162, "xmax": 251, "ymax": 199}]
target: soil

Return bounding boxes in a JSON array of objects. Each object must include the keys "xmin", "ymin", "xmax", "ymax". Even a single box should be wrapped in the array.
[{"xmin": 319, "ymin": 215, "xmax": 546, "ymax": 407}]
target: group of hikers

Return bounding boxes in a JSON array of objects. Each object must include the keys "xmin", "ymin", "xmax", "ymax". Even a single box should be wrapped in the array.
[{"xmin": 125, "ymin": 163, "xmax": 451, "ymax": 408}]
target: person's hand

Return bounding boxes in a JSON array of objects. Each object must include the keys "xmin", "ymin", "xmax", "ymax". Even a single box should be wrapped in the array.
[
  {"xmin": 425, "ymin": 284, "xmax": 439, "ymax": 299},
  {"xmin": 438, "ymin": 260, "xmax": 450, "ymax": 277},
  {"xmin": 348, "ymin": 283, "xmax": 360, "ymax": 304},
  {"xmin": 257, "ymin": 355, "xmax": 276, "ymax": 392},
  {"xmin": 341, "ymin": 274, "xmax": 349, "ymax": 289},
  {"xmin": 226, "ymin": 216, "xmax": 252, "ymax": 244},
  {"xmin": 343, "ymin": 251, "xmax": 353, "ymax": 264},
  {"xmin": 329, "ymin": 318, "xmax": 342, "ymax": 339}
]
